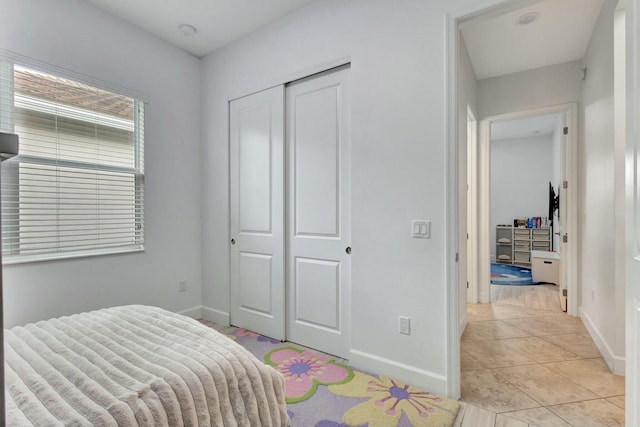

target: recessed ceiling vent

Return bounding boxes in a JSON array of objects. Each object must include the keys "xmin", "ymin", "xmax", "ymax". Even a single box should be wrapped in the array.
[
  {"xmin": 516, "ymin": 12, "xmax": 540, "ymax": 25},
  {"xmin": 178, "ymin": 24, "xmax": 197, "ymax": 37}
]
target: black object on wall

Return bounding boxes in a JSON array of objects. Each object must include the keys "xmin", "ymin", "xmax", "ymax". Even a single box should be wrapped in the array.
[{"xmin": 548, "ymin": 181, "xmax": 560, "ymax": 250}]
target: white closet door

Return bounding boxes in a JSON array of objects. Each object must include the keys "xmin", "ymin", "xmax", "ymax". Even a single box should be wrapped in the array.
[
  {"xmin": 230, "ymin": 86, "xmax": 285, "ymax": 340},
  {"xmin": 286, "ymin": 67, "xmax": 351, "ymax": 358}
]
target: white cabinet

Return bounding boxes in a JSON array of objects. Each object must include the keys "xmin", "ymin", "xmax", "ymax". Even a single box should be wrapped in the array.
[
  {"xmin": 513, "ymin": 228, "xmax": 533, "ymax": 264},
  {"xmin": 531, "ymin": 250, "xmax": 560, "ymax": 284},
  {"xmin": 496, "ymin": 226, "xmax": 513, "ymax": 263},
  {"xmin": 496, "ymin": 226, "xmax": 551, "ymax": 266}
]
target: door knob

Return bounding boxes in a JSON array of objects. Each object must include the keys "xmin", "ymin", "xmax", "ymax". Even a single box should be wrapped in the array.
[
  {"xmin": 345, "ymin": 246, "xmax": 351, "ymax": 255},
  {"xmin": 231, "ymin": 238, "xmax": 236, "ymax": 245}
]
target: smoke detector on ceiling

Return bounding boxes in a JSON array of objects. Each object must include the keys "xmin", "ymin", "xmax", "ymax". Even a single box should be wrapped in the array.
[
  {"xmin": 179, "ymin": 24, "xmax": 197, "ymax": 37},
  {"xmin": 516, "ymin": 12, "xmax": 540, "ymax": 25}
]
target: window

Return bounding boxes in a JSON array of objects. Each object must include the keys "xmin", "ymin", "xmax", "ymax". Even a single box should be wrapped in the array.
[{"xmin": 0, "ymin": 63, "xmax": 144, "ymax": 262}]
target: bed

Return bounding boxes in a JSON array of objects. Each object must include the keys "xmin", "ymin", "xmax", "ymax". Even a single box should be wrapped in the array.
[{"xmin": 4, "ymin": 305, "xmax": 289, "ymax": 426}]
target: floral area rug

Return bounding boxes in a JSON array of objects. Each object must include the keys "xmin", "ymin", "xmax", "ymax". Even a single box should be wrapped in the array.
[
  {"xmin": 491, "ymin": 262, "xmax": 539, "ymax": 285},
  {"xmin": 230, "ymin": 327, "xmax": 460, "ymax": 427}
]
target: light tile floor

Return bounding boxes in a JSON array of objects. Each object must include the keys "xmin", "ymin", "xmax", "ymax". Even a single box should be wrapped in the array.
[
  {"xmin": 459, "ymin": 285, "xmax": 626, "ymax": 427},
  {"xmin": 198, "ymin": 284, "xmax": 626, "ymax": 427}
]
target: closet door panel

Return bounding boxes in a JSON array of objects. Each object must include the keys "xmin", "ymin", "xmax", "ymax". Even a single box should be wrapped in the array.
[
  {"xmin": 286, "ymin": 66, "xmax": 351, "ymax": 358},
  {"xmin": 294, "ymin": 86, "xmax": 339, "ymax": 237},
  {"xmin": 230, "ymin": 86, "xmax": 285, "ymax": 340},
  {"xmin": 238, "ymin": 252, "xmax": 273, "ymax": 315},
  {"xmin": 294, "ymin": 257, "xmax": 340, "ymax": 330},
  {"xmin": 238, "ymin": 104, "xmax": 273, "ymax": 233}
]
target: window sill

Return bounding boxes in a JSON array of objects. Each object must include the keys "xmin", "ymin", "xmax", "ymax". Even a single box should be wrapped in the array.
[{"xmin": 2, "ymin": 245, "xmax": 144, "ymax": 265}]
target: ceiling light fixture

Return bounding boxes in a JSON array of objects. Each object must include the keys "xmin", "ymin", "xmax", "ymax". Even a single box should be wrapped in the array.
[
  {"xmin": 179, "ymin": 24, "xmax": 197, "ymax": 37},
  {"xmin": 516, "ymin": 12, "xmax": 540, "ymax": 25}
]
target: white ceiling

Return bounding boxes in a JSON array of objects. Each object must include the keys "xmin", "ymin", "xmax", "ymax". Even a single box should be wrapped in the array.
[
  {"xmin": 461, "ymin": 0, "xmax": 605, "ymax": 79},
  {"xmin": 82, "ymin": 0, "xmax": 606, "ymax": 72},
  {"xmin": 82, "ymin": 0, "xmax": 315, "ymax": 57},
  {"xmin": 491, "ymin": 113, "xmax": 561, "ymax": 141}
]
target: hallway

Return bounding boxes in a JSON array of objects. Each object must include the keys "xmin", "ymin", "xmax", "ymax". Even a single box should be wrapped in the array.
[
  {"xmin": 459, "ymin": 286, "xmax": 625, "ymax": 426},
  {"xmin": 490, "ymin": 283, "xmax": 561, "ymax": 312}
]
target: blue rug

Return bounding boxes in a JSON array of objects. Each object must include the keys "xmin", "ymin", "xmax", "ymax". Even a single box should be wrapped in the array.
[{"xmin": 491, "ymin": 263, "xmax": 539, "ymax": 285}]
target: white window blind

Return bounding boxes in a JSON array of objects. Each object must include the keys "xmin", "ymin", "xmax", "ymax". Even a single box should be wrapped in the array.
[{"xmin": 0, "ymin": 63, "xmax": 144, "ymax": 262}]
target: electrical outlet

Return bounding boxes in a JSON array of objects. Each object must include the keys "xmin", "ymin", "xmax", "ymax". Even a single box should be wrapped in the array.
[
  {"xmin": 399, "ymin": 316, "xmax": 410, "ymax": 335},
  {"xmin": 179, "ymin": 280, "xmax": 188, "ymax": 292}
]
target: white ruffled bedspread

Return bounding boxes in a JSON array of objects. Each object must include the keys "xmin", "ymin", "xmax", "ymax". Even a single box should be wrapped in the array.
[{"xmin": 4, "ymin": 305, "xmax": 288, "ymax": 426}]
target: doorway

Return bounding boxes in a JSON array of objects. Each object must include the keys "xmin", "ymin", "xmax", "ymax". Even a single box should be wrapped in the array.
[
  {"xmin": 448, "ymin": 0, "xmax": 629, "ymax": 415},
  {"xmin": 476, "ymin": 105, "xmax": 577, "ymax": 315},
  {"xmin": 228, "ymin": 65, "xmax": 352, "ymax": 359}
]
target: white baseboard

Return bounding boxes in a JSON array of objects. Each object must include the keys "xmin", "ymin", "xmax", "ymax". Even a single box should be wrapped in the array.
[
  {"xmin": 178, "ymin": 305, "xmax": 202, "ymax": 319},
  {"xmin": 348, "ymin": 349, "xmax": 447, "ymax": 396},
  {"xmin": 459, "ymin": 312, "xmax": 468, "ymax": 339},
  {"xmin": 580, "ymin": 307, "xmax": 625, "ymax": 375},
  {"xmin": 479, "ymin": 290, "xmax": 490, "ymax": 304},
  {"xmin": 201, "ymin": 306, "xmax": 230, "ymax": 326}
]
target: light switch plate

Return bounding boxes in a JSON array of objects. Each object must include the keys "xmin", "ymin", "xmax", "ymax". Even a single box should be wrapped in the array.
[
  {"xmin": 411, "ymin": 220, "xmax": 431, "ymax": 239},
  {"xmin": 399, "ymin": 316, "xmax": 411, "ymax": 335}
]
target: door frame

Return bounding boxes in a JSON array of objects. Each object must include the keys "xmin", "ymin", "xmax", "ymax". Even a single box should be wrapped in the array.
[
  {"xmin": 467, "ymin": 107, "xmax": 479, "ymax": 304},
  {"xmin": 626, "ymin": 0, "xmax": 640, "ymax": 423},
  {"xmin": 476, "ymin": 104, "xmax": 578, "ymax": 314},
  {"xmin": 445, "ymin": 0, "xmax": 590, "ymax": 400}
]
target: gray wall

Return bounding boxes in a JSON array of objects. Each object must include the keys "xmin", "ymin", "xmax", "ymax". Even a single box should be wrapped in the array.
[
  {"xmin": 0, "ymin": 0, "xmax": 203, "ymax": 327},
  {"xmin": 478, "ymin": 60, "xmax": 583, "ymax": 118},
  {"xmin": 490, "ymin": 134, "xmax": 554, "ymax": 259},
  {"xmin": 580, "ymin": 0, "xmax": 625, "ymax": 372},
  {"xmin": 200, "ymin": 0, "xmax": 484, "ymax": 394}
]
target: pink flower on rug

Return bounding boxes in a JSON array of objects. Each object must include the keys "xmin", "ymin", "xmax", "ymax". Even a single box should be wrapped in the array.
[
  {"xmin": 235, "ymin": 329, "xmax": 259, "ymax": 338},
  {"xmin": 328, "ymin": 372, "xmax": 460, "ymax": 427},
  {"xmin": 265, "ymin": 347, "xmax": 353, "ymax": 403}
]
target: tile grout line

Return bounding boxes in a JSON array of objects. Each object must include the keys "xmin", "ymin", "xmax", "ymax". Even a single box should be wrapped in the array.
[
  {"xmin": 485, "ymin": 327, "xmax": 610, "ymax": 406},
  {"xmin": 489, "ymin": 363, "xmax": 602, "ymax": 408},
  {"xmin": 537, "ymin": 360, "xmax": 625, "ymax": 400},
  {"xmin": 487, "ymin": 365, "xmax": 547, "ymax": 410},
  {"xmin": 544, "ymin": 398, "xmax": 610, "ymax": 427},
  {"xmin": 463, "ymin": 287, "xmax": 624, "ymax": 425}
]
